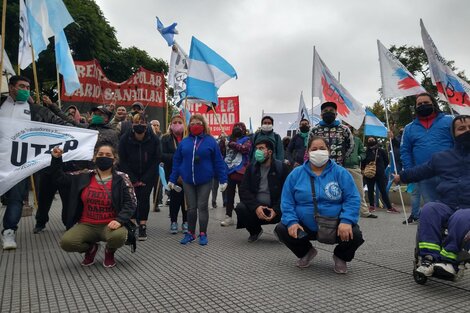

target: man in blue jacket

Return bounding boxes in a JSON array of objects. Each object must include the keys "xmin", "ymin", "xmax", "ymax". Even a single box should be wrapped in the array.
[
  {"xmin": 400, "ymin": 93, "xmax": 453, "ymax": 224},
  {"xmin": 394, "ymin": 115, "xmax": 470, "ymax": 279}
]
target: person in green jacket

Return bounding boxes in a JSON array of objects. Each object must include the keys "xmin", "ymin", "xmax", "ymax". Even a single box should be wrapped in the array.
[
  {"xmin": 344, "ymin": 129, "xmax": 378, "ymax": 218},
  {"xmin": 250, "ymin": 116, "xmax": 284, "ymax": 162}
]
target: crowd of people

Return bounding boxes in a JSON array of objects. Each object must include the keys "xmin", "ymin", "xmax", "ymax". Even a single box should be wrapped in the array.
[{"xmin": 1, "ymin": 75, "xmax": 469, "ymax": 278}]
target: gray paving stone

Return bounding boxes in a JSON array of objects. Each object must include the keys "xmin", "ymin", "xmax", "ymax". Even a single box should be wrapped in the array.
[{"xmin": 1, "ymin": 194, "xmax": 470, "ymax": 312}]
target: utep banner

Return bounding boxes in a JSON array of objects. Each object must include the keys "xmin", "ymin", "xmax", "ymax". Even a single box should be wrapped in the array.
[
  {"xmin": 61, "ymin": 60, "xmax": 166, "ymax": 107},
  {"xmin": 0, "ymin": 118, "xmax": 98, "ymax": 196},
  {"xmin": 187, "ymin": 96, "xmax": 239, "ymax": 136}
]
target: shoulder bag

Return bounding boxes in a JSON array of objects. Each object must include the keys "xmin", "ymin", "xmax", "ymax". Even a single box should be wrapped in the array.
[{"xmin": 363, "ymin": 149, "xmax": 378, "ymax": 179}]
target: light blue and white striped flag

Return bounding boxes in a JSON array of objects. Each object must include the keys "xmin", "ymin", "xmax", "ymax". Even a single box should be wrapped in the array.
[
  {"xmin": 186, "ymin": 37, "xmax": 237, "ymax": 104},
  {"xmin": 364, "ymin": 110, "xmax": 388, "ymax": 138},
  {"xmin": 25, "ymin": 0, "xmax": 79, "ymax": 94}
]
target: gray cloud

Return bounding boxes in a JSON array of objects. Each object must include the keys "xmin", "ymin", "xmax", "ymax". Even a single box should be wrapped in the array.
[{"xmin": 95, "ymin": 0, "xmax": 470, "ymax": 127}]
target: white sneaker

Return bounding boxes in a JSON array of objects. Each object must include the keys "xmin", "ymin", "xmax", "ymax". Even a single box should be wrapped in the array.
[
  {"xmin": 2, "ymin": 229, "xmax": 17, "ymax": 250},
  {"xmin": 220, "ymin": 215, "xmax": 233, "ymax": 226},
  {"xmin": 416, "ymin": 256, "xmax": 434, "ymax": 277},
  {"xmin": 434, "ymin": 263, "xmax": 457, "ymax": 279}
]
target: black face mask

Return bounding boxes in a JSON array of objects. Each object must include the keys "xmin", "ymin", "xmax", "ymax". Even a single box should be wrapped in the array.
[
  {"xmin": 95, "ymin": 157, "xmax": 114, "ymax": 171},
  {"xmin": 299, "ymin": 125, "xmax": 310, "ymax": 133},
  {"xmin": 455, "ymin": 131, "xmax": 470, "ymax": 149},
  {"xmin": 416, "ymin": 104, "xmax": 434, "ymax": 117},
  {"xmin": 367, "ymin": 140, "xmax": 377, "ymax": 147},
  {"xmin": 232, "ymin": 127, "xmax": 243, "ymax": 137},
  {"xmin": 322, "ymin": 112, "xmax": 336, "ymax": 124},
  {"xmin": 133, "ymin": 124, "xmax": 147, "ymax": 134}
]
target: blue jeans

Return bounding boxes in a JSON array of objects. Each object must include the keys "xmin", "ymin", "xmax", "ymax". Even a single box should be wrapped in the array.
[
  {"xmin": 411, "ymin": 184, "xmax": 421, "ymax": 219},
  {"xmin": 418, "ymin": 177, "xmax": 440, "ymax": 204},
  {"xmin": 3, "ymin": 179, "xmax": 28, "ymax": 231}
]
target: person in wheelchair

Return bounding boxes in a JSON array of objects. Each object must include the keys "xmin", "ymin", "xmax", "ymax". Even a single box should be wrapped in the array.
[{"xmin": 393, "ymin": 115, "xmax": 470, "ymax": 279}]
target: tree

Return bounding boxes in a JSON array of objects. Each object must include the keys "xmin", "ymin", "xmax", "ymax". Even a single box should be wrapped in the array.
[{"xmin": 1, "ymin": 0, "xmax": 168, "ymax": 100}]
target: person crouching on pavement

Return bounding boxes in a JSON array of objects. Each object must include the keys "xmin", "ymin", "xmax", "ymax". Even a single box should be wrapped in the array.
[
  {"xmin": 235, "ymin": 138, "xmax": 290, "ymax": 242},
  {"xmin": 274, "ymin": 136, "xmax": 364, "ymax": 274},
  {"xmin": 52, "ymin": 144, "xmax": 136, "ymax": 268},
  {"xmin": 393, "ymin": 115, "xmax": 470, "ymax": 280}
]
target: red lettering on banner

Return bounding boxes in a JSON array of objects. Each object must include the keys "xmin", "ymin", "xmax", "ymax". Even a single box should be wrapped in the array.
[
  {"xmin": 61, "ymin": 59, "xmax": 166, "ymax": 108},
  {"xmin": 187, "ymin": 96, "xmax": 240, "ymax": 137}
]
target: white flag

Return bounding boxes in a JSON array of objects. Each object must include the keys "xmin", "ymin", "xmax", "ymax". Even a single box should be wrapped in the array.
[
  {"xmin": 0, "ymin": 118, "xmax": 98, "ymax": 196},
  {"xmin": 18, "ymin": 0, "xmax": 33, "ymax": 70},
  {"xmin": 168, "ymin": 42, "xmax": 188, "ymax": 105},
  {"xmin": 420, "ymin": 19, "xmax": 470, "ymax": 115},
  {"xmin": 377, "ymin": 40, "xmax": 426, "ymax": 99},
  {"xmin": 312, "ymin": 49, "xmax": 365, "ymax": 129},
  {"xmin": 297, "ymin": 91, "xmax": 309, "ymax": 126}
]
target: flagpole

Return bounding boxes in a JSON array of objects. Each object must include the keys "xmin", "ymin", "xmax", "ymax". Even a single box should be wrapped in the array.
[
  {"xmin": 183, "ymin": 97, "xmax": 188, "ymax": 136},
  {"xmin": 211, "ymin": 104, "xmax": 225, "ymax": 136},
  {"xmin": 311, "ymin": 46, "xmax": 315, "ymax": 115},
  {"xmin": 0, "ymin": 0, "xmax": 7, "ymax": 94},
  {"xmin": 383, "ymin": 97, "xmax": 408, "ymax": 224},
  {"xmin": 30, "ymin": 45, "xmax": 40, "ymax": 103},
  {"xmin": 56, "ymin": 66, "xmax": 62, "ymax": 109}
]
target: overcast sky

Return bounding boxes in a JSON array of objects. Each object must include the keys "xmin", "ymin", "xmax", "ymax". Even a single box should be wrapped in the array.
[{"xmin": 94, "ymin": 0, "xmax": 470, "ymax": 128}]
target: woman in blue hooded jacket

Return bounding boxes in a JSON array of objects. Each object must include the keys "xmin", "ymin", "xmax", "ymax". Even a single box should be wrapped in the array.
[
  {"xmin": 169, "ymin": 114, "xmax": 227, "ymax": 245},
  {"xmin": 275, "ymin": 136, "xmax": 364, "ymax": 274}
]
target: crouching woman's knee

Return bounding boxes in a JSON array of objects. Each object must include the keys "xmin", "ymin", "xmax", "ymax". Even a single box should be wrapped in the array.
[{"xmin": 105, "ymin": 227, "xmax": 128, "ymax": 251}]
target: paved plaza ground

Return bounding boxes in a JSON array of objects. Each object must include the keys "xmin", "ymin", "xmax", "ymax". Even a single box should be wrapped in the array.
[{"xmin": 1, "ymin": 193, "xmax": 470, "ymax": 312}]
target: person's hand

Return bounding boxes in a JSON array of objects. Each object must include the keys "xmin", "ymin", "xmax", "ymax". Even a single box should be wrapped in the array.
[
  {"xmin": 42, "ymin": 95, "xmax": 53, "ymax": 106},
  {"xmin": 107, "ymin": 220, "xmax": 122, "ymax": 230},
  {"xmin": 228, "ymin": 141, "xmax": 238, "ymax": 149},
  {"xmin": 288, "ymin": 223, "xmax": 304, "ymax": 239},
  {"xmin": 219, "ymin": 183, "xmax": 228, "ymax": 192},
  {"xmin": 392, "ymin": 174, "xmax": 401, "ymax": 185},
  {"xmin": 265, "ymin": 208, "xmax": 276, "ymax": 221},
  {"xmin": 337, "ymin": 223, "xmax": 353, "ymax": 242},
  {"xmin": 51, "ymin": 147, "xmax": 63, "ymax": 158},
  {"xmin": 293, "ymin": 162, "xmax": 300, "ymax": 167},
  {"xmin": 255, "ymin": 206, "xmax": 269, "ymax": 220},
  {"xmin": 168, "ymin": 182, "xmax": 176, "ymax": 190}
]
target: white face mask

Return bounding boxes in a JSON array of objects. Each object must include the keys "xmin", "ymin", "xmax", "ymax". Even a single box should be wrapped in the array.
[
  {"xmin": 309, "ymin": 150, "xmax": 329, "ymax": 167},
  {"xmin": 261, "ymin": 124, "xmax": 273, "ymax": 132}
]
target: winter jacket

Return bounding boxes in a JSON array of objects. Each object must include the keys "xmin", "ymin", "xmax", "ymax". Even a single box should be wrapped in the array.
[
  {"xmin": 281, "ymin": 160, "xmax": 360, "ymax": 231},
  {"xmin": 89, "ymin": 123, "xmax": 120, "ymax": 150},
  {"xmin": 50, "ymin": 156, "xmax": 137, "ymax": 229},
  {"xmin": 344, "ymin": 136, "xmax": 366, "ymax": 168},
  {"xmin": 399, "ymin": 144, "xmax": 470, "ymax": 210},
  {"xmin": 361, "ymin": 145, "xmax": 389, "ymax": 177},
  {"xmin": 250, "ymin": 130, "xmax": 284, "ymax": 161},
  {"xmin": 161, "ymin": 133, "xmax": 181, "ymax": 181},
  {"xmin": 400, "ymin": 113, "xmax": 453, "ymax": 169},
  {"xmin": 118, "ymin": 131, "xmax": 161, "ymax": 185},
  {"xmin": 287, "ymin": 133, "xmax": 308, "ymax": 165},
  {"xmin": 169, "ymin": 133, "xmax": 227, "ymax": 186},
  {"xmin": 239, "ymin": 159, "xmax": 290, "ymax": 216},
  {"xmin": 309, "ymin": 120, "xmax": 354, "ymax": 166}
]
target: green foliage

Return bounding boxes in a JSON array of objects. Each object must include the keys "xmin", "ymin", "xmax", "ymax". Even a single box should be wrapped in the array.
[{"xmin": 1, "ymin": 0, "xmax": 168, "ymax": 101}]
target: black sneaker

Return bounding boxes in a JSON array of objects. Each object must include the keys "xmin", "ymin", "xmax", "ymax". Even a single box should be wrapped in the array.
[
  {"xmin": 212, "ymin": 201, "xmax": 217, "ymax": 209},
  {"xmin": 138, "ymin": 225, "xmax": 147, "ymax": 241},
  {"xmin": 33, "ymin": 225, "xmax": 45, "ymax": 234},
  {"xmin": 403, "ymin": 216, "xmax": 419, "ymax": 225},
  {"xmin": 248, "ymin": 229, "xmax": 263, "ymax": 243}
]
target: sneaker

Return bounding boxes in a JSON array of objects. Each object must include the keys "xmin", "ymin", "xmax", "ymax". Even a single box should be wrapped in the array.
[
  {"xmin": 364, "ymin": 214, "xmax": 378, "ymax": 219},
  {"xmin": 182, "ymin": 222, "xmax": 188, "ymax": 234},
  {"xmin": 165, "ymin": 199, "xmax": 170, "ymax": 206},
  {"xmin": 212, "ymin": 201, "xmax": 217, "ymax": 209},
  {"xmin": 180, "ymin": 232, "xmax": 196, "ymax": 245},
  {"xmin": 33, "ymin": 224, "xmax": 46, "ymax": 234},
  {"xmin": 199, "ymin": 232, "xmax": 208, "ymax": 246},
  {"xmin": 434, "ymin": 262, "xmax": 457, "ymax": 279},
  {"xmin": 153, "ymin": 205, "xmax": 161, "ymax": 212},
  {"xmin": 333, "ymin": 255, "xmax": 348, "ymax": 274},
  {"xmin": 220, "ymin": 215, "xmax": 234, "ymax": 226},
  {"xmin": 387, "ymin": 207, "xmax": 400, "ymax": 214},
  {"xmin": 170, "ymin": 222, "xmax": 178, "ymax": 234},
  {"xmin": 81, "ymin": 243, "xmax": 99, "ymax": 266},
  {"xmin": 2, "ymin": 229, "xmax": 17, "ymax": 250},
  {"xmin": 416, "ymin": 255, "xmax": 435, "ymax": 277},
  {"xmin": 248, "ymin": 229, "xmax": 263, "ymax": 243},
  {"xmin": 138, "ymin": 225, "xmax": 147, "ymax": 241},
  {"xmin": 402, "ymin": 216, "xmax": 419, "ymax": 225},
  {"xmin": 368, "ymin": 206, "xmax": 376, "ymax": 213},
  {"xmin": 296, "ymin": 247, "xmax": 318, "ymax": 268},
  {"xmin": 103, "ymin": 248, "xmax": 116, "ymax": 268}
]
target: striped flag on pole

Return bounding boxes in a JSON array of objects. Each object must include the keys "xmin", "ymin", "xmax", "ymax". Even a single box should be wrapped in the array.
[
  {"xmin": 364, "ymin": 110, "xmax": 388, "ymax": 138},
  {"xmin": 18, "ymin": 0, "xmax": 33, "ymax": 70}
]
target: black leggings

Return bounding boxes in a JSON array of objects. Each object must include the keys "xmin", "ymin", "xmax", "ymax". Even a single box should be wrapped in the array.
[
  {"xmin": 169, "ymin": 187, "xmax": 187, "ymax": 223},
  {"xmin": 365, "ymin": 174, "xmax": 392, "ymax": 209},
  {"xmin": 134, "ymin": 183, "xmax": 153, "ymax": 223},
  {"xmin": 225, "ymin": 178, "xmax": 241, "ymax": 217}
]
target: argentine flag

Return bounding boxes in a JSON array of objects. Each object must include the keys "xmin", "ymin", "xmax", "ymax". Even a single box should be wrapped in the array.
[
  {"xmin": 186, "ymin": 37, "xmax": 237, "ymax": 104},
  {"xmin": 364, "ymin": 110, "xmax": 388, "ymax": 138}
]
